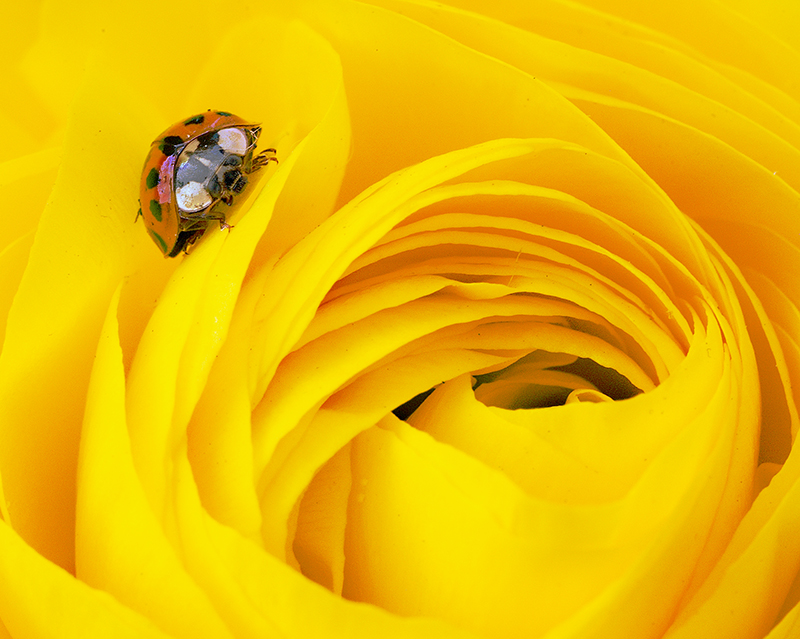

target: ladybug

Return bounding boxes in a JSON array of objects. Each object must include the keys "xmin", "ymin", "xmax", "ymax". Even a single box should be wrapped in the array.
[{"xmin": 137, "ymin": 110, "xmax": 277, "ymax": 257}]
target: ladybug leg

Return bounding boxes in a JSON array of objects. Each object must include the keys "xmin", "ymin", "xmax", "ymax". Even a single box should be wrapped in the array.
[
  {"xmin": 251, "ymin": 148, "xmax": 278, "ymax": 171},
  {"xmin": 184, "ymin": 208, "xmax": 233, "ymax": 232},
  {"xmin": 211, "ymin": 217, "xmax": 233, "ymax": 232},
  {"xmin": 173, "ymin": 229, "xmax": 204, "ymax": 257},
  {"xmin": 207, "ymin": 211, "xmax": 233, "ymax": 231}
]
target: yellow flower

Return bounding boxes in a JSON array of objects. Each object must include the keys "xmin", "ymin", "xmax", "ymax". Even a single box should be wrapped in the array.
[{"xmin": 2, "ymin": 0, "xmax": 799, "ymax": 637}]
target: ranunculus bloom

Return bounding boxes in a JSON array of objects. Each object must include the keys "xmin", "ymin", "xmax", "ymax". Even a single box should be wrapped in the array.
[{"xmin": 2, "ymin": 0, "xmax": 799, "ymax": 637}]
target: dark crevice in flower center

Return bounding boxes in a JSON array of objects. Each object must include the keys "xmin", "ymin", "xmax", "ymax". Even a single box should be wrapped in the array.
[
  {"xmin": 548, "ymin": 357, "xmax": 642, "ymax": 401},
  {"xmin": 393, "ymin": 387, "xmax": 437, "ymax": 421},
  {"xmin": 392, "ymin": 356, "xmax": 641, "ymax": 420}
]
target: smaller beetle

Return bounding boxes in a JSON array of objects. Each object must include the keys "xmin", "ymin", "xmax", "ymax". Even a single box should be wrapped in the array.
[{"xmin": 137, "ymin": 110, "xmax": 276, "ymax": 257}]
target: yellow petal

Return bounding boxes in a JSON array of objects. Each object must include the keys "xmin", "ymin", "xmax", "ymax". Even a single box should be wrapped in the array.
[
  {"xmin": 0, "ymin": 54, "xmax": 163, "ymax": 570},
  {"xmin": 765, "ymin": 600, "xmax": 800, "ymax": 639},
  {"xmin": 173, "ymin": 437, "xmax": 481, "ymax": 638},
  {"xmin": 77, "ymin": 288, "xmax": 235, "ymax": 639},
  {"xmin": 126, "ymin": 136, "xmax": 296, "ymax": 517},
  {"xmin": 341, "ymin": 304, "xmax": 744, "ymax": 639},
  {"xmin": 664, "ymin": 440, "xmax": 800, "ymax": 638},
  {"xmin": 292, "ymin": 0, "xmax": 638, "ymax": 204},
  {"xmin": 0, "ymin": 521, "xmax": 174, "ymax": 638}
]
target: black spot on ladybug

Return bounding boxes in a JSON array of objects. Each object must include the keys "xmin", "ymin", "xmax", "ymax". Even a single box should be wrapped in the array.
[
  {"xmin": 216, "ymin": 111, "xmax": 233, "ymax": 117},
  {"xmin": 159, "ymin": 135, "xmax": 184, "ymax": 155},
  {"xmin": 145, "ymin": 167, "xmax": 160, "ymax": 189},
  {"xmin": 148, "ymin": 228, "xmax": 169, "ymax": 254},
  {"xmin": 184, "ymin": 115, "xmax": 205, "ymax": 126},
  {"xmin": 149, "ymin": 199, "xmax": 163, "ymax": 222}
]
